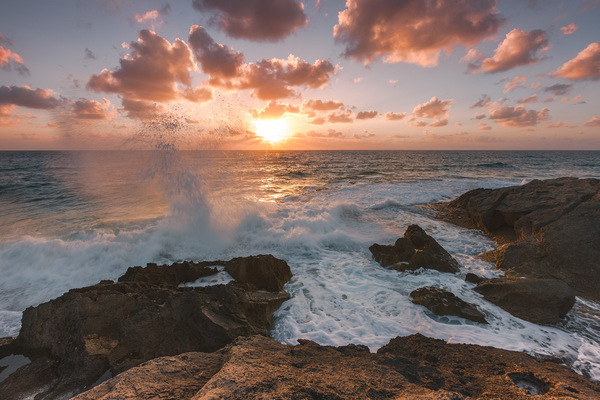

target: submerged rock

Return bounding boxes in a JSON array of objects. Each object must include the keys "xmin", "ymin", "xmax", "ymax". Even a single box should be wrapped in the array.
[
  {"xmin": 73, "ymin": 334, "xmax": 600, "ymax": 399},
  {"xmin": 474, "ymin": 278, "xmax": 575, "ymax": 324},
  {"xmin": 0, "ymin": 255, "xmax": 292, "ymax": 400},
  {"xmin": 369, "ymin": 224, "xmax": 461, "ymax": 274},
  {"xmin": 410, "ymin": 286, "xmax": 487, "ymax": 324},
  {"xmin": 442, "ymin": 177, "xmax": 600, "ymax": 301}
]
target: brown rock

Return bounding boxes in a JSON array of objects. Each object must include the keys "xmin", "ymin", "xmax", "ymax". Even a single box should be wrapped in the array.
[
  {"xmin": 442, "ymin": 178, "xmax": 600, "ymax": 301},
  {"xmin": 474, "ymin": 278, "xmax": 575, "ymax": 324},
  {"xmin": 74, "ymin": 334, "xmax": 600, "ymax": 399},
  {"xmin": 370, "ymin": 225, "xmax": 461, "ymax": 274},
  {"xmin": 1, "ymin": 255, "xmax": 292, "ymax": 399},
  {"xmin": 410, "ymin": 286, "xmax": 487, "ymax": 324}
]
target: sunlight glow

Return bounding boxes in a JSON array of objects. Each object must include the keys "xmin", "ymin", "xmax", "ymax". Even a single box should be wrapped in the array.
[{"xmin": 253, "ymin": 119, "xmax": 290, "ymax": 143}]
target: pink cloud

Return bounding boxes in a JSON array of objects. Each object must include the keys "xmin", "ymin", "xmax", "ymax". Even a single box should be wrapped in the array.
[
  {"xmin": 412, "ymin": 97, "xmax": 452, "ymax": 118},
  {"xmin": 470, "ymin": 94, "xmax": 491, "ymax": 109},
  {"xmin": 304, "ymin": 99, "xmax": 344, "ymax": 111},
  {"xmin": 333, "ymin": 0, "xmax": 504, "ymax": 66},
  {"xmin": 70, "ymin": 98, "xmax": 112, "ymax": 120},
  {"xmin": 585, "ymin": 116, "xmax": 600, "ymax": 127},
  {"xmin": 545, "ymin": 122, "xmax": 564, "ymax": 128},
  {"xmin": 544, "ymin": 83, "xmax": 571, "ymax": 95},
  {"xmin": 474, "ymin": 113, "xmax": 486, "ymax": 120},
  {"xmin": 410, "ymin": 120, "xmax": 428, "ymax": 127},
  {"xmin": 552, "ymin": 42, "xmax": 600, "ymax": 81},
  {"xmin": 133, "ymin": 6, "xmax": 170, "ymax": 28},
  {"xmin": 192, "ymin": 0, "xmax": 307, "ymax": 42},
  {"xmin": 120, "ymin": 98, "xmax": 166, "ymax": 120},
  {"xmin": 429, "ymin": 118, "xmax": 448, "ymax": 127},
  {"xmin": 478, "ymin": 122, "xmax": 492, "ymax": 130},
  {"xmin": 251, "ymin": 100, "xmax": 300, "ymax": 119},
  {"xmin": 328, "ymin": 109, "xmax": 354, "ymax": 123},
  {"xmin": 471, "ymin": 29, "xmax": 549, "ymax": 73},
  {"xmin": 384, "ymin": 112, "xmax": 406, "ymax": 121},
  {"xmin": 188, "ymin": 25, "xmax": 244, "ymax": 79},
  {"xmin": 230, "ymin": 55, "xmax": 337, "ymax": 100},
  {"xmin": 488, "ymin": 104, "xmax": 549, "ymax": 127},
  {"xmin": 560, "ymin": 23, "xmax": 578, "ymax": 35},
  {"xmin": 0, "ymin": 40, "xmax": 29, "ymax": 75},
  {"xmin": 517, "ymin": 94, "xmax": 538, "ymax": 104},
  {"xmin": 0, "ymin": 85, "xmax": 62, "ymax": 109},
  {"xmin": 503, "ymin": 75, "xmax": 527, "ymax": 93},
  {"xmin": 87, "ymin": 30, "xmax": 196, "ymax": 102},
  {"xmin": 356, "ymin": 110, "xmax": 378, "ymax": 120}
]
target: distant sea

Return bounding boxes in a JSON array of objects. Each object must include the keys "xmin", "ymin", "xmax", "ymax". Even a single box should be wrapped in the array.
[{"xmin": 1, "ymin": 150, "xmax": 600, "ymax": 380}]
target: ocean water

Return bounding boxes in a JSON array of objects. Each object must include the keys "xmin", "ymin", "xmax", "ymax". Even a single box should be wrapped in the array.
[{"xmin": 1, "ymin": 149, "xmax": 600, "ymax": 381}]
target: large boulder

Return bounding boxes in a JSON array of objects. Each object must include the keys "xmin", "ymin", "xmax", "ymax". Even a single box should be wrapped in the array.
[
  {"xmin": 369, "ymin": 225, "xmax": 461, "ymax": 274},
  {"xmin": 73, "ymin": 334, "xmax": 600, "ymax": 399},
  {"xmin": 474, "ymin": 278, "xmax": 575, "ymax": 324},
  {"xmin": 0, "ymin": 255, "xmax": 292, "ymax": 400},
  {"xmin": 410, "ymin": 286, "xmax": 487, "ymax": 324},
  {"xmin": 442, "ymin": 178, "xmax": 600, "ymax": 301}
]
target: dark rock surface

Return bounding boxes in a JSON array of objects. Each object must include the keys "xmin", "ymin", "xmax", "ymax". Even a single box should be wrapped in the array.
[
  {"xmin": 410, "ymin": 286, "xmax": 487, "ymax": 324},
  {"xmin": 441, "ymin": 177, "xmax": 600, "ymax": 301},
  {"xmin": 73, "ymin": 334, "xmax": 600, "ymax": 400},
  {"xmin": 369, "ymin": 224, "xmax": 461, "ymax": 274},
  {"xmin": 0, "ymin": 255, "xmax": 292, "ymax": 400},
  {"xmin": 474, "ymin": 278, "xmax": 576, "ymax": 324}
]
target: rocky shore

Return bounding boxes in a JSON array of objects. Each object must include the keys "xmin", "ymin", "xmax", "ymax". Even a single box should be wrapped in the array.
[{"xmin": 1, "ymin": 177, "xmax": 599, "ymax": 399}]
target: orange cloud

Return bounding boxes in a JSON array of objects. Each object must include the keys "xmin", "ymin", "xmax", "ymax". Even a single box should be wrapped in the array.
[
  {"xmin": 429, "ymin": 118, "xmax": 448, "ymax": 127},
  {"xmin": 0, "ymin": 85, "xmax": 62, "ymax": 109},
  {"xmin": 384, "ymin": 112, "xmax": 406, "ymax": 121},
  {"xmin": 182, "ymin": 86, "xmax": 213, "ymax": 103},
  {"xmin": 478, "ymin": 122, "xmax": 492, "ymax": 130},
  {"xmin": 560, "ymin": 23, "xmax": 578, "ymax": 35},
  {"xmin": 552, "ymin": 42, "xmax": 600, "ymax": 81},
  {"xmin": 488, "ymin": 104, "xmax": 549, "ymax": 127},
  {"xmin": 503, "ymin": 75, "xmax": 526, "ymax": 93},
  {"xmin": 356, "ymin": 110, "xmax": 378, "ymax": 120},
  {"xmin": 133, "ymin": 5, "xmax": 170, "ymax": 28},
  {"xmin": 328, "ymin": 109, "xmax": 354, "ymax": 123},
  {"xmin": 412, "ymin": 97, "xmax": 452, "ymax": 118},
  {"xmin": 70, "ymin": 98, "xmax": 112, "ymax": 119},
  {"xmin": 471, "ymin": 29, "xmax": 549, "ymax": 73},
  {"xmin": 517, "ymin": 94, "xmax": 538, "ymax": 104},
  {"xmin": 87, "ymin": 30, "xmax": 196, "ymax": 102},
  {"xmin": 0, "ymin": 37, "xmax": 29, "ymax": 75},
  {"xmin": 474, "ymin": 113, "xmax": 486, "ymax": 120},
  {"xmin": 251, "ymin": 100, "xmax": 300, "ymax": 119},
  {"xmin": 334, "ymin": 0, "xmax": 504, "ymax": 66},
  {"xmin": 192, "ymin": 0, "xmax": 307, "ymax": 42},
  {"xmin": 307, "ymin": 129, "xmax": 345, "ymax": 138},
  {"xmin": 309, "ymin": 117, "xmax": 326, "ymax": 125},
  {"xmin": 585, "ymin": 116, "xmax": 600, "ymax": 127},
  {"xmin": 303, "ymin": 99, "xmax": 344, "ymax": 111}
]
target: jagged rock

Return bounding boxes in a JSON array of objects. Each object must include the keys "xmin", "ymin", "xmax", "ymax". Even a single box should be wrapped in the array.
[
  {"xmin": 369, "ymin": 225, "xmax": 461, "ymax": 273},
  {"xmin": 0, "ymin": 255, "xmax": 292, "ymax": 400},
  {"xmin": 442, "ymin": 178, "xmax": 600, "ymax": 301},
  {"xmin": 73, "ymin": 334, "xmax": 600, "ymax": 400},
  {"xmin": 474, "ymin": 278, "xmax": 575, "ymax": 324},
  {"xmin": 410, "ymin": 286, "xmax": 487, "ymax": 324}
]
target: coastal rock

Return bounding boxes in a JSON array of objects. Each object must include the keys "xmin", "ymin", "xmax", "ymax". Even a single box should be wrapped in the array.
[
  {"xmin": 442, "ymin": 177, "xmax": 600, "ymax": 301},
  {"xmin": 474, "ymin": 278, "xmax": 575, "ymax": 324},
  {"xmin": 410, "ymin": 286, "xmax": 487, "ymax": 324},
  {"xmin": 74, "ymin": 334, "xmax": 600, "ymax": 399},
  {"xmin": 0, "ymin": 255, "xmax": 292, "ymax": 400},
  {"xmin": 369, "ymin": 224, "xmax": 461, "ymax": 274}
]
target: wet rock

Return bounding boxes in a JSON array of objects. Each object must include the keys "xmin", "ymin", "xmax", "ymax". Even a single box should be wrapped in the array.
[
  {"xmin": 1, "ymin": 255, "xmax": 292, "ymax": 399},
  {"xmin": 465, "ymin": 273, "xmax": 484, "ymax": 284},
  {"xmin": 74, "ymin": 334, "xmax": 600, "ymax": 400},
  {"xmin": 410, "ymin": 286, "xmax": 487, "ymax": 324},
  {"xmin": 474, "ymin": 278, "xmax": 575, "ymax": 324},
  {"xmin": 442, "ymin": 178, "xmax": 600, "ymax": 301},
  {"xmin": 370, "ymin": 225, "xmax": 461, "ymax": 274}
]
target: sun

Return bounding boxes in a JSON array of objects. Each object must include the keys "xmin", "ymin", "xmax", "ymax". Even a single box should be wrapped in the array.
[{"xmin": 253, "ymin": 118, "xmax": 290, "ymax": 143}]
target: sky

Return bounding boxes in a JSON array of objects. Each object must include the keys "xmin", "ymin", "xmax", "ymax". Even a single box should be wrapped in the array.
[{"xmin": 1, "ymin": 0, "xmax": 599, "ymax": 150}]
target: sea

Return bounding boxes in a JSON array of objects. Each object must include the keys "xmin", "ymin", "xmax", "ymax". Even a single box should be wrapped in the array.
[{"xmin": 1, "ymin": 149, "xmax": 600, "ymax": 381}]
